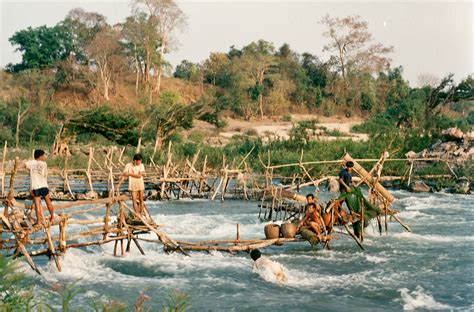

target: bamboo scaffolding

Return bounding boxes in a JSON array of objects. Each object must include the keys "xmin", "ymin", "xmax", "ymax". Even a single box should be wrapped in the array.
[{"xmin": 1, "ymin": 141, "xmax": 452, "ymax": 273}]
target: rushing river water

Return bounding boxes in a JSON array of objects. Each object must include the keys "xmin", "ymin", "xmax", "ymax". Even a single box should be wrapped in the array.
[{"xmin": 19, "ymin": 190, "xmax": 474, "ymax": 311}]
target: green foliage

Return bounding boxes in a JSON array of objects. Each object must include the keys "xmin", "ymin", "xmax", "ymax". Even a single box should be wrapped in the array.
[
  {"xmin": 145, "ymin": 91, "xmax": 205, "ymax": 148},
  {"xmin": 0, "ymin": 254, "xmax": 190, "ymax": 311},
  {"xmin": 46, "ymin": 279, "xmax": 84, "ymax": 312},
  {"xmin": 7, "ymin": 24, "xmax": 73, "ymax": 72},
  {"xmin": 301, "ymin": 53, "xmax": 327, "ymax": 89},
  {"xmin": 425, "ymin": 114, "xmax": 471, "ymax": 133},
  {"xmin": 0, "ymin": 254, "xmax": 34, "ymax": 310},
  {"xmin": 469, "ymin": 111, "xmax": 474, "ymax": 125},
  {"xmin": 68, "ymin": 106, "xmax": 140, "ymax": 145},
  {"xmin": 387, "ymin": 89, "xmax": 426, "ymax": 128},
  {"xmin": 282, "ymin": 115, "xmax": 292, "ymax": 122},
  {"xmin": 162, "ymin": 290, "xmax": 190, "ymax": 312},
  {"xmin": 351, "ymin": 113, "xmax": 397, "ymax": 134},
  {"xmin": 288, "ymin": 119, "xmax": 319, "ymax": 144},
  {"xmin": 160, "ymin": 90, "xmax": 181, "ymax": 107},
  {"xmin": 360, "ymin": 91, "xmax": 376, "ymax": 112},
  {"xmin": 174, "ymin": 60, "xmax": 198, "ymax": 80}
]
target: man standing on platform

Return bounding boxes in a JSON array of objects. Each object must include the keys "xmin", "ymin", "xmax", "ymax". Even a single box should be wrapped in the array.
[
  {"xmin": 339, "ymin": 161, "xmax": 354, "ymax": 193},
  {"xmin": 119, "ymin": 154, "xmax": 145, "ymax": 215},
  {"xmin": 24, "ymin": 149, "xmax": 55, "ymax": 226}
]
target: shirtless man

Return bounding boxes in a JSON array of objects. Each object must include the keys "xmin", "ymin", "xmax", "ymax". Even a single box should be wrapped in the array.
[
  {"xmin": 298, "ymin": 203, "xmax": 323, "ymax": 241},
  {"xmin": 250, "ymin": 249, "xmax": 287, "ymax": 282}
]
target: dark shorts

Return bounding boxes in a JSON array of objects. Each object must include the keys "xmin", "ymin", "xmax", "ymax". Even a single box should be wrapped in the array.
[{"xmin": 32, "ymin": 187, "xmax": 49, "ymax": 198}]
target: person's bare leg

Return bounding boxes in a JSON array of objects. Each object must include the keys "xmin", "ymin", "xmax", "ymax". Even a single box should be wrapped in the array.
[
  {"xmin": 309, "ymin": 221, "xmax": 322, "ymax": 241},
  {"xmin": 44, "ymin": 195, "xmax": 55, "ymax": 224},
  {"xmin": 131, "ymin": 191, "xmax": 139, "ymax": 214},
  {"xmin": 138, "ymin": 190, "xmax": 145, "ymax": 215},
  {"xmin": 338, "ymin": 208, "xmax": 350, "ymax": 223},
  {"xmin": 322, "ymin": 213, "xmax": 332, "ymax": 235},
  {"xmin": 33, "ymin": 196, "xmax": 44, "ymax": 226}
]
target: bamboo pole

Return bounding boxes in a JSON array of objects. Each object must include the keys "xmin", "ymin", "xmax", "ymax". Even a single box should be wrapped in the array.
[
  {"xmin": 63, "ymin": 154, "xmax": 73, "ymax": 197},
  {"xmin": 262, "ymin": 157, "xmax": 456, "ymax": 170},
  {"xmin": 103, "ymin": 203, "xmax": 111, "ymax": 240},
  {"xmin": 86, "ymin": 147, "xmax": 94, "ymax": 193},
  {"xmin": 179, "ymin": 238, "xmax": 297, "ymax": 252},
  {"xmin": 4, "ymin": 157, "xmax": 19, "ymax": 218},
  {"xmin": 59, "ymin": 214, "xmax": 67, "ymax": 254},
  {"xmin": 11, "ymin": 196, "xmax": 127, "ymax": 211},
  {"xmin": 343, "ymin": 154, "xmax": 395, "ymax": 204},
  {"xmin": 1, "ymin": 141, "xmax": 7, "ymax": 197},
  {"xmin": 122, "ymin": 202, "xmax": 189, "ymax": 256},
  {"xmin": 0, "ymin": 214, "xmax": 41, "ymax": 274},
  {"xmin": 44, "ymin": 226, "xmax": 61, "ymax": 272},
  {"xmin": 407, "ymin": 161, "xmax": 414, "ymax": 187},
  {"xmin": 333, "ymin": 209, "xmax": 365, "ymax": 251},
  {"xmin": 67, "ymin": 235, "xmax": 129, "ymax": 249}
]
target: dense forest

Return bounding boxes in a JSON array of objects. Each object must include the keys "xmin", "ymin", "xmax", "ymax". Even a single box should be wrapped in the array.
[{"xmin": 0, "ymin": 0, "xmax": 472, "ymax": 166}]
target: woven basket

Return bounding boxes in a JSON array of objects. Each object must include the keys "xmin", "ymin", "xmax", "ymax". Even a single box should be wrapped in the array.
[
  {"xmin": 281, "ymin": 223, "xmax": 297, "ymax": 238},
  {"xmin": 264, "ymin": 224, "xmax": 280, "ymax": 239}
]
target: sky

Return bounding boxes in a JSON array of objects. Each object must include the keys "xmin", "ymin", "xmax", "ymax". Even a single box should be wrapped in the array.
[{"xmin": 0, "ymin": 0, "xmax": 472, "ymax": 86}]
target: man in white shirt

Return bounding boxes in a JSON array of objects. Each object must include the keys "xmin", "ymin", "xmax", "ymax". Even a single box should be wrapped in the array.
[
  {"xmin": 118, "ymin": 154, "xmax": 145, "ymax": 215},
  {"xmin": 24, "ymin": 149, "xmax": 55, "ymax": 226},
  {"xmin": 250, "ymin": 249, "xmax": 287, "ymax": 282}
]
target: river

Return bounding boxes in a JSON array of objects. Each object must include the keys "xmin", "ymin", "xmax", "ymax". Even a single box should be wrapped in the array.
[{"xmin": 21, "ymin": 190, "xmax": 473, "ymax": 311}]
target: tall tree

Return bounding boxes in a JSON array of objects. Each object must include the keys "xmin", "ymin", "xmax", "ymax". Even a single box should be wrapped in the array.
[
  {"xmin": 321, "ymin": 15, "xmax": 393, "ymax": 80},
  {"xmin": 122, "ymin": 12, "xmax": 159, "ymax": 96},
  {"xmin": 62, "ymin": 8, "xmax": 107, "ymax": 64},
  {"xmin": 86, "ymin": 27, "xmax": 125, "ymax": 100},
  {"xmin": 203, "ymin": 52, "xmax": 232, "ymax": 88},
  {"xmin": 133, "ymin": 0, "xmax": 187, "ymax": 96},
  {"xmin": 240, "ymin": 40, "xmax": 277, "ymax": 119}
]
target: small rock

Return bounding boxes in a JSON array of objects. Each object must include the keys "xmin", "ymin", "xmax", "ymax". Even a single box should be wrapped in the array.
[
  {"xmin": 409, "ymin": 181, "xmax": 431, "ymax": 193},
  {"xmin": 442, "ymin": 127, "xmax": 464, "ymax": 141},
  {"xmin": 147, "ymin": 190, "xmax": 159, "ymax": 200},
  {"xmin": 76, "ymin": 193, "xmax": 87, "ymax": 200},
  {"xmin": 327, "ymin": 177, "xmax": 340, "ymax": 192},
  {"xmin": 464, "ymin": 131, "xmax": 474, "ymax": 141},
  {"xmin": 85, "ymin": 190, "xmax": 99, "ymax": 199},
  {"xmin": 468, "ymin": 147, "xmax": 474, "ymax": 158},
  {"xmin": 416, "ymin": 149, "xmax": 428, "ymax": 158}
]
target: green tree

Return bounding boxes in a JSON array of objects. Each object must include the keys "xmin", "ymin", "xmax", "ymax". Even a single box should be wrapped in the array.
[
  {"xmin": 387, "ymin": 89, "xmax": 426, "ymax": 128},
  {"xmin": 174, "ymin": 60, "xmax": 198, "ymax": 80},
  {"xmin": 148, "ymin": 91, "xmax": 204, "ymax": 157},
  {"xmin": 7, "ymin": 24, "xmax": 74, "ymax": 72},
  {"xmin": 68, "ymin": 106, "xmax": 140, "ymax": 145},
  {"xmin": 122, "ymin": 12, "xmax": 159, "ymax": 96},
  {"xmin": 203, "ymin": 52, "xmax": 232, "ymax": 88}
]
